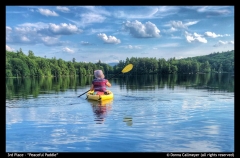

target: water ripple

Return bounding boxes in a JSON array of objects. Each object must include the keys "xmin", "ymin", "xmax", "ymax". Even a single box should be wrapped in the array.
[{"xmin": 6, "ymin": 84, "xmax": 234, "ymax": 152}]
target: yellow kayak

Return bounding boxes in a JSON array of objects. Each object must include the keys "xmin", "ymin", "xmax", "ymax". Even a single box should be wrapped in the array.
[{"xmin": 86, "ymin": 90, "xmax": 114, "ymax": 101}]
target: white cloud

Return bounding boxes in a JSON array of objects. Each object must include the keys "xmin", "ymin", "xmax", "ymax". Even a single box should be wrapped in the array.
[
  {"xmin": 63, "ymin": 47, "xmax": 74, "ymax": 54},
  {"xmin": 68, "ymin": 6, "xmax": 111, "ymax": 27},
  {"xmin": 171, "ymin": 21, "xmax": 187, "ymax": 29},
  {"xmin": 193, "ymin": 32, "xmax": 201, "ymax": 37},
  {"xmin": 185, "ymin": 21, "xmax": 199, "ymax": 26},
  {"xmin": 97, "ymin": 33, "xmax": 121, "ymax": 44},
  {"xmin": 185, "ymin": 31, "xmax": 207, "ymax": 43},
  {"xmin": 48, "ymin": 23, "xmax": 81, "ymax": 35},
  {"xmin": 5, "ymin": 6, "xmax": 234, "ymax": 63},
  {"xmin": 56, "ymin": 6, "xmax": 70, "ymax": 13},
  {"xmin": 158, "ymin": 43, "xmax": 180, "ymax": 47},
  {"xmin": 18, "ymin": 22, "xmax": 49, "ymax": 29},
  {"xmin": 38, "ymin": 8, "xmax": 58, "ymax": 17},
  {"xmin": 126, "ymin": 45, "xmax": 141, "ymax": 49},
  {"xmin": 79, "ymin": 6, "xmax": 111, "ymax": 16},
  {"xmin": 114, "ymin": 7, "xmax": 159, "ymax": 19},
  {"xmin": 6, "ymin": 22, "xmax": 79, "ymax": 46},
  {"xmin": 41, "ymin": 36, "xmax": 63, "ymax": 46},
  {"xmin": 123, "ymin": 20, "xmax": 160, "ymax": 38},
  {"xmin": 169, "ymin": 27, "xmax": 178, "ymax": 32},
  {"xmin": 86, "ymin": 28, "xmax": 114, "ymax": 35},
  {"xmin": 204, "ymin": 31, "xmax": 231, "ymax": 38},
  {"xmin": 17, "ymin": 22, "xmax": 81, "ymax": 36},
  {"xmin": 156, "ymin": 6, "xmax": 180, "ymax": 16},
  {"xmin": 164, "ymin": 20, "xmax": 198, "ymax": 33},
  {"xmin": 21, "ymin": 36, "xmax": 30, "ymax": 42},
  {"xmin": 170, "ymin": 20, "xmax": 198, "ymax": 29},
  {"xmin": 114, "ymin": 6, "xmax": 180, "ymax": 19},
  {"xmin": 7, "ymin": 26, "xmax": 37, "ymax": 44},
  {"xmin": 204, "ymin": 32, "xmax": 219, "ymax": 38},
  {"xmin": 213, "ymin": 40, "xmax": 234, "ymax": 47},
  {"xmin": 162, "ymin": 27, "xmax": 178, "ymax": 33},
  {"xmin": 80, "ymin": 13, "xmax": 106, "ymax": 27},
  {"xmin": 6, "ymin": 26, "xmax": 12, "ymax": 32},
  {"xmin": 6, "ymin": 45, "xmax": 14, "ymax": 51},
  {"xmin": 15, "ymin": 27, "xmax": 38, "ymax": 34},
  {"xmin": 196, "ymin": 6, "xmax": 232, "ymax": 16}
]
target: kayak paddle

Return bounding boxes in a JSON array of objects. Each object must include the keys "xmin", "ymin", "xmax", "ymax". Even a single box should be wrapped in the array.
[{"xmin": 77, "ymin": 63, "xmax": 134, "ymax": 98}]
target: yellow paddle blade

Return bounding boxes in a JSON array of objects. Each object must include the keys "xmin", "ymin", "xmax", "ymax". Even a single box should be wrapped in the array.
[{"xmin": 121, "ymin": 64, "xmax": 133, "ymax": 73}]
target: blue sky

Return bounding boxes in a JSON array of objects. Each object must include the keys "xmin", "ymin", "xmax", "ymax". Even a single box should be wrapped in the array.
[{"xmin": 6, "ymin": 6, "xmax": 234, "ymax": 64}]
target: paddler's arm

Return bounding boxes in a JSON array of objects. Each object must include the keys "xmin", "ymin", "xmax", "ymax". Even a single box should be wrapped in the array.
[
  {"xmin": 106, "ymin": 81, "xmax": 111, "ymax": 87},
  {"xmin": 90, "ymin": 84, "xmax": 94, "ymax": 91}
]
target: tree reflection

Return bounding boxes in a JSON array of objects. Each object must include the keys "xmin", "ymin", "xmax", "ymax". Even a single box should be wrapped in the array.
[
  {"xmin": 6, "ymin": 76, "xmax": 95, "ymax": 99},
  {"xmin": 117, "ymin": 73, "xmax": 234, "ymax": 92},
  {"xmin": 6, "ymin": 73, "xmax": 234, "ymax": 100}
]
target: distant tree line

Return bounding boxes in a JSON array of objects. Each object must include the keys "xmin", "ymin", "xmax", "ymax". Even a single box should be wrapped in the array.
[
  {"xmin": 6, "ymin": 49, "xmax": 234, "ymax": 78},
  {"xmin": 114, "ymin": 50, "xmax": 234, "ymax": 75},
  {"xmin": 6, "ymin": 48, "xmax": 114, "ymax": 78}
]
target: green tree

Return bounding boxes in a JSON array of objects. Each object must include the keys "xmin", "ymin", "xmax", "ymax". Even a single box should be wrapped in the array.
[
  {"xmin": 67, "ymin": 61, "xmax": 76, "ymax": 76},
  {"xmin": 170, "ymin": 65, "xmax": 178, "ymax": 73},
  {"xmin": 25, "ymin": 57, "xmax": 38, "ymax": 76},
  {"xmin": 200, "ymin": 61, "xmax": 211, "ymax": 73},
  {"xmin": 35, "ymin": 58, "xmax": 51, "ymax": 76},
  {"xmin": 218, "ymin": 63, "xmax": 223, "ymax": 73},
  {"xmin": 192, "ymin": 61, "xmax": 199, "ymax": 74},
  {"xmin": 72, "ymin": 58, "xmax": 76, "ymax": 63},
  {"xmin": 6, "ymin": 57, "xmax": 12, "ymax": 77},
  {"xmin": 28, "ymin": 50, "xmax": 35, "ymax": 59},
  {"xmin": 58, "ymin": 59, "xmax": 68, "ymax": 76},
  {"xmin": 11, "ymin": 58, "xmax": 30, "ymax": 77}
]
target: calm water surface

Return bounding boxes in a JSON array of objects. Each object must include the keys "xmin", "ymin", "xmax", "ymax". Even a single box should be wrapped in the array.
[{"xmin": 6, "ymin": 73, "xmax": 234, "ymax": 152}]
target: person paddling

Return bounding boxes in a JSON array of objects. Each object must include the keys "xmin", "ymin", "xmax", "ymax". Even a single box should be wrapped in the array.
[{"xmin": 90, "ymin": 70, "xmax": 111, "ymax": 95}]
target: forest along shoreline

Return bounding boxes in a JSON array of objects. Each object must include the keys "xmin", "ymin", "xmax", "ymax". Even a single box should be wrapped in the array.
[{"xmin": 6, "ymin": 49, "xmax": 234, "ymax": 78}]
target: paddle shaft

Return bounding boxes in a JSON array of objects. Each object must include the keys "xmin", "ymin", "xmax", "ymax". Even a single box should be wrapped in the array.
[{"xmin": 77, "ymin": 72, "xmax": 122, "ymax": 97}]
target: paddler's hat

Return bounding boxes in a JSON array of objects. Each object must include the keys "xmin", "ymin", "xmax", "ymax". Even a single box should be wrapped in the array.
[{"xmin": 94, "ymin": 70, "xmax": 105, "ymax": 79}]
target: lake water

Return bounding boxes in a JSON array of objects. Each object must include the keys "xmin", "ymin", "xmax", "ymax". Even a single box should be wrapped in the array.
[{"xmin": 6, "ymin": 73, "xmax": 234, "ymax": 152}]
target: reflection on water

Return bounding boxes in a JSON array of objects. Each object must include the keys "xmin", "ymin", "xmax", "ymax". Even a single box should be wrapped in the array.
[
  {"xmin": 6, "ymin": 73, "xmax": 234, "ymax": 100},
  {"xmin": 6, "ymin": 73, "xmax": 234, "ymax": 152},
  {"xmin": 87, "ymin": 99, "xmax": 113, "ymax": 124},
  {"xmin": 123, "ymin": 116, "xmax": 133, "ymax": 126},
  {"xmin": 115, "ymin": 73, "xmax": 234, "ymax": 92},
  {"xmin": 86, "ymin": 99, "xmax": 133, "ymax": 126},
  {"xmin": 6, "ymin": 76, "xmax": 94, "ymax": 100}
]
